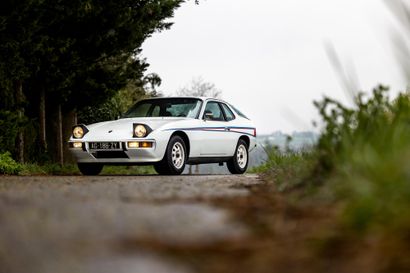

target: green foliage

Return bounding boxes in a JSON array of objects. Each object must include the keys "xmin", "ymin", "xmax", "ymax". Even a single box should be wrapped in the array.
[
  {"xmin": 0, "ymin": 111, "xmax": 25, "ymax": 155},
  {"xmin": 0, "ymin": 152, "xmax": 23, "ymax": 175},
  {"xmin": 253, "ymin": 146, "xmax": 316, "ymax": 192},
  {"xmin": 101, "ymin": 165, "xmax": 155, "ymax": 175},
  {"xmin": 0, "ymin": 0, "xmax": 184, "ymax": 163},
  {"xmin": 78, "ymin": 78, "xmax": 155, "ymax": 124},
  {"xmin": 20, "ymin": 163, "xmax": 80, "ymax": 175},
  {"xmin": 314, "ymin": 85, "xmax": 410, "ymax": 232},
  {"xmin": 258, "ymin": 85, "xmax": 410, "ymax": 239},
  {"xmin": 19, "ymin": 164, "xmax": 154, "ymax": 175}
]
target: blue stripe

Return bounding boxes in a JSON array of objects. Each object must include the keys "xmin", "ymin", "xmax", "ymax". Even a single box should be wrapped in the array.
[{"xmin": 164, "ymin": 126, "xmax": 256, "ymax": 137}]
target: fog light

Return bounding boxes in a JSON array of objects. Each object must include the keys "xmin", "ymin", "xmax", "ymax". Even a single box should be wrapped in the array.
[
  {"xmin": 128, "ymin": 141, "xmax": 139, "ymax": 148},
  {"xmin": 72, "ymin": 142, "xmax": 83, "ymax": 148}
]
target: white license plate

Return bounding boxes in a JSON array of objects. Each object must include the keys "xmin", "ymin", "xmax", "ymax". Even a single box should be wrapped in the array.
[{"xmin": 89, "ymin": 142, "xmax": 121, "ymax": 150}]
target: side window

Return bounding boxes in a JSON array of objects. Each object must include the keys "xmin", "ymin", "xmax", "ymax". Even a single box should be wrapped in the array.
[
  {"xmin": 203, "ymin": 101, "xmax": 225, "ymax": 121},
  {"xmin": 132, "ymin": 103, "xmax": 151, "ymax": 117},
  {"xmin": 221, "ymin": 103, "xmax": 235, "ymax": 121},
  {"xmin": 151, "ymin": 105, "xmax": 160, "ymax": 117}
]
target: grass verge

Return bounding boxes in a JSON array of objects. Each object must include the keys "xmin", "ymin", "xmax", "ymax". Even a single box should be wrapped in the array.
[
  {"xmin": 0, "ymin": 156, "xmax": 155, "ymax": 176},
  {"xmin": 250, "ymin": 86, "xmax": 410, "ymax": 272}
]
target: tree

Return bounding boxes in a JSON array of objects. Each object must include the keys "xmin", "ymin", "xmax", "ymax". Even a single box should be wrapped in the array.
[
  {"xmin": 0, "ymin": 0, "xmax": 46, "ymax": 161},
  {"xmin": 177, "ymin": 76, "xmax": 222, "ymax": 98},
  {"xmin": 0, "ymin": 0, "xmax": 186, "ymax": 163},
  {"xmin": 78, "ymin": 73, "xmax": 162, "ymax": 125}
]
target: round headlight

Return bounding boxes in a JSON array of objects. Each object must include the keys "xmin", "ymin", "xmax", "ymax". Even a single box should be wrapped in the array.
[
  {"xmin": 134, "ymin": 125, "xmax": 147, "ymax": 138},
  {"xmin": 73, "ymin": 126, "xmax": 84, "ymax": 139}
]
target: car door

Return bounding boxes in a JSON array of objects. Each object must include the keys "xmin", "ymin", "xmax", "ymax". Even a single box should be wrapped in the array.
[
  {"xmin": 219, "ymin": 102, "xmax": 240, "ymax": 156},
  {"xmin": 199, "ymin": 101, "xmax": 232, "ymax": 156}
]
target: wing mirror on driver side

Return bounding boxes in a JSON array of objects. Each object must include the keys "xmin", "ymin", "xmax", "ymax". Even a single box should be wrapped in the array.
[{"xmin": 204, "ymin": 112, "xmax": 214, "ymax": 121}]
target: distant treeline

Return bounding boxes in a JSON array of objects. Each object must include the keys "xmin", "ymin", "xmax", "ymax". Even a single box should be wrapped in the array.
[{"xmin": 258, "ymin": 131, "xmax": 318, "ymax": 152}]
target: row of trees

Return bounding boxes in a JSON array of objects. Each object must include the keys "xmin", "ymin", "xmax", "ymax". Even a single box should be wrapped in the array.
[{"xmin": 0, "ymin": 0, "xmax": 186, "ymax": 164}]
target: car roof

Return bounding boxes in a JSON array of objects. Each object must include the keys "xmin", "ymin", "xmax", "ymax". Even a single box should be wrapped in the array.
[{"xmin": 140, "ymin": 96, "xmax": 229, "ymax": 103}]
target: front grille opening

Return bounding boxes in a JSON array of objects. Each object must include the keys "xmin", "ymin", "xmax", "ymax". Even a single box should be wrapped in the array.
[{"xmin": 92, "ymin": 151, "xmax": 129, "ymax": 159}]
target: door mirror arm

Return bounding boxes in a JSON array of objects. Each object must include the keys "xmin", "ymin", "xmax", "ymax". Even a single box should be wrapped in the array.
[{"xmin": 204, "ymin": 112, "xmax": 214, "ymax": 121}]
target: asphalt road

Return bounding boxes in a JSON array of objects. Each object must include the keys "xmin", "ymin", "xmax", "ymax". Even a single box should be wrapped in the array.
[{"xmin": 0, "ymin": 174, "xmax": 261, "ymax": 273}]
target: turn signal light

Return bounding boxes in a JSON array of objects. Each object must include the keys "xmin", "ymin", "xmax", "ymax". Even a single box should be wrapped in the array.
[
  {"xmin": 141, "ymin": 142, "xmax": 153, "ymax": 148},
  {"xmin": 127, "ymin": 141, "xmax": 153, "ymax": 149}
]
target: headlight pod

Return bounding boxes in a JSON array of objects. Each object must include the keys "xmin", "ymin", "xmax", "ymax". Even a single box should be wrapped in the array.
[
  {"xmin": 133, "ymin": 124, "xmax": 152, "ymax": 138},
  {"xmin": 72, "ymin": 124, "xmax": 89, "ymax": 139}
]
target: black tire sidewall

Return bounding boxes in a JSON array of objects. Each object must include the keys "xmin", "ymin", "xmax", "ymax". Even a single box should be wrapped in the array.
[
  {"xmin": 78, "ymin": 163, "xmax": 103, "ymax": 175},
  {"xmin": 227, "ymin": 139, "xmax": 249, "ymax": 174},
  {"xmin": 154, "ymin": 162, "xmax": 169, "ymax": 175},
  {"xmin": 163, "ymin": 135, "xmax": 187, "ymax": 175}
]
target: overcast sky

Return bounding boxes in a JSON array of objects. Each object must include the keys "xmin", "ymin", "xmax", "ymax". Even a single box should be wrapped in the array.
[{"xmin": 142, "ymin": 0, "xmax": 408, "ymax": 134}]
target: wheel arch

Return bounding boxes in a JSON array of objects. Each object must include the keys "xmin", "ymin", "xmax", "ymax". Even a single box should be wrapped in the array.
[
  {"xmin": 170, "ymin": 131, "xmax": 190, "ymax": 157},
  {"xmin": 238, "ymin": 135, "xmax": 250, "ymax": 149}
]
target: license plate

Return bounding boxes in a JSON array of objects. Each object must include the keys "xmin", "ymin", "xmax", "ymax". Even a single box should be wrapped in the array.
[{"xmin": 89, "ymin": 142, "xmax": 121, "ymax": 150}]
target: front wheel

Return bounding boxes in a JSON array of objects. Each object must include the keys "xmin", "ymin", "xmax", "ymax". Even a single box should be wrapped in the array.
[
  {"xmin": 227, "ymin": 139, "xmax": 249, "ymax": 174},
  {"xmin": 154, "ymin": 135, "xmax": 187, "ymax": 175},
  {"xmin": 77, "ymin": 163, "xmax": 103, "ymax": 175}
]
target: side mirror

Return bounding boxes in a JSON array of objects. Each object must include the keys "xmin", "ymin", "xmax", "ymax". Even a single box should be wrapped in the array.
[{"xmin": 204, "ymin": 112, "xmax": 214, "ymax": 121}]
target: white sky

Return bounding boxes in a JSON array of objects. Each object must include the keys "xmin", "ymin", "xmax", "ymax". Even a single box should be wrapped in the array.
[{"xmin": 142, "ymin": 0, "xmax": 408, "ymax": 134}]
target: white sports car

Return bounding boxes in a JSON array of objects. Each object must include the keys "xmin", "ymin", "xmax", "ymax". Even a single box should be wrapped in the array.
[{"xmin": 68, "ymin": 97, "xmax": 257, "ymax": 175}]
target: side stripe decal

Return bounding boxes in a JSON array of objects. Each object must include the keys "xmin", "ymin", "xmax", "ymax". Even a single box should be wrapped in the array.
[{"xmin": 165, "ymin": 127, "xmax": 256, "ymax": 137}]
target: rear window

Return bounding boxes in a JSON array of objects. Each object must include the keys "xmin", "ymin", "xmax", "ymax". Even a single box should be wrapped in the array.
[{"xmin": 229, "ymin": 104, "xmax": 249, "ymax": 119}]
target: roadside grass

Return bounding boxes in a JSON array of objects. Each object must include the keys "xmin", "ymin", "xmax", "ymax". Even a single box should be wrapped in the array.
[
  {"xmin": 251, "ymin": 147, "xmax": 317, "ymax": 192},
  {"xmin": 0, "ymin": 152, "xmax": 23, "ymax": 175},
  {"xmin": 19, "ymin": 163, "xmax": 80, "ymax": 175},
  {"xmin": 0, "ymin": 156, "xmax": 155, "ymax": 176},
  {"xmin": 101, "ymin": 165, "xmax": 155, "ymax": 175},
  {"xmin": 257, "ymin": 86, "xmax": 410, "ymax": 271},
  {"xmin": 315, "ymin": 86, "xmax": 410, "ymax": 233}
]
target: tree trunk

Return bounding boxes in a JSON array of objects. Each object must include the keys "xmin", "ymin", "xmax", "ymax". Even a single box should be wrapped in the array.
[
  {"xmin": 14, "ymin": 80, "xmax": 24, "ymax": 163},
  {"xmin": 63, "ymin": 110, "xmax": 77, "ymax": 164},
  {"xmin": 39, "ymin": 88, "xmax": 47, "ymax": 152},
  {"xmin": 56, "ymin": 104, "xmax": 63, "ymax": 166}
]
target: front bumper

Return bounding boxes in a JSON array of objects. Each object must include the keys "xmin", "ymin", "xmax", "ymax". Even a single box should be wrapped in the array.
[{"xmin": 68, "ymin": 140, "xmax": 164, "ymax": 164}]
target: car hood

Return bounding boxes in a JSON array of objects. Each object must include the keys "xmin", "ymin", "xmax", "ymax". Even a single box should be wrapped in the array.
[
  {"xmin": 88, "ymin": 117, "xmax": 188, "ymax": 130},
  {"xmin": 82, "ymin": 117, "xmax": 189, "ymax": 140}
]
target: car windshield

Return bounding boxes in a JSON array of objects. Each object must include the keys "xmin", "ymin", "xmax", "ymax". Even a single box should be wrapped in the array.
[{"xmin": 123, "ymin": 98, "xmax": 202, "ymax": 118}]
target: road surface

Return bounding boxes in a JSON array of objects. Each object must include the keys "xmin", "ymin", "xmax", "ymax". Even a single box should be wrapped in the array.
[{"xmin": 0, "ymin": 174, "xmax": 261, "ymax": 273}]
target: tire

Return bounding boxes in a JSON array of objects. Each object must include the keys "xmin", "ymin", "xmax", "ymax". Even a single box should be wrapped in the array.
[
  {"xmin": 227, "ymin": 139, "xmax": 249, "ymax": 174},
  {"xmin": 154, "ymin": 135, "xmax": 187, "ymax": 175},
  {"xmin": 78, "ymin": 163, "xmax": 103, "ymax": 175},
  {"xmin": 153, "ymin": 163, "xmax": 169, "ymax": 175}
]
